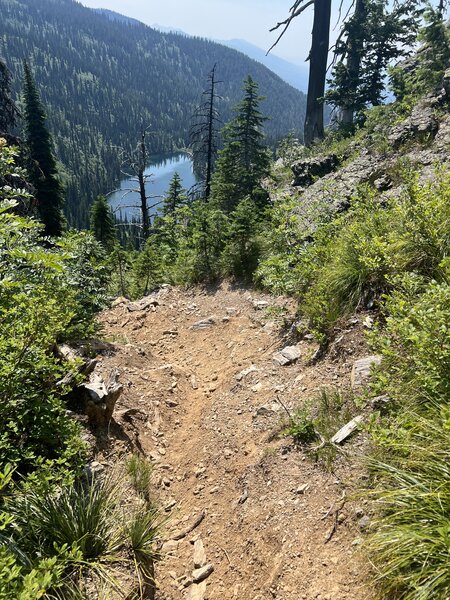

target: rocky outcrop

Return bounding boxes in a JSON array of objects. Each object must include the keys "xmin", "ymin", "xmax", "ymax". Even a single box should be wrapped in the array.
[
  {"xmin": 291, "ymin": 154, "xmax": 339, "ymax": 187},
  {"xmin": 389, "ymin": 104, "xmax": 439, "ymax": 150}
]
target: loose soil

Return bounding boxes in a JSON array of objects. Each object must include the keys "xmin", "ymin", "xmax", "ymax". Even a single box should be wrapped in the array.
[{"xmin": 94, "ymin": 283, "xmax": 374, "ymax": 600}]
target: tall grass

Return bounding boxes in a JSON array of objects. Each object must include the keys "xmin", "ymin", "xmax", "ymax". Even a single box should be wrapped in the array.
[{"xmin": 366, "ymin": 406, "xmax": 450, "ymax": 599}]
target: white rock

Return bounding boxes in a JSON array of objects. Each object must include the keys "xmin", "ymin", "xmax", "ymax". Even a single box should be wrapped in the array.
[
  {"xmin": 351, "ymin": 355, "xmax": 381, "ymax": 388},
  {"xmin": 272, "ymin": 345, "xmax": 301, "ymax": 366},
  {"xmin": 193, "ymin": 539, "xmax": 207, "ymax": 568},
  {"xmin": 192, "ymin": 563, "xmax": 214, "ymax": 583}
]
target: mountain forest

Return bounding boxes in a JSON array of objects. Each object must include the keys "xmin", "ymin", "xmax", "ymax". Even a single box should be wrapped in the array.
[
  {"xmin": 0, "ymin": 0, "xmax": 306, "ymax": 227},
  {"xmin": 0, "ymin": 0, "xmax": 449, "ymax": 598}
]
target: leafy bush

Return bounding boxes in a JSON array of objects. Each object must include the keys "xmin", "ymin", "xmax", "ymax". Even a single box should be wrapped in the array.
[
  {"xmin": 0, "ymin": 203, "xmax": 85, "ymax": 478},
  {"xmin": 262, "ymin": 169, "xmax": 450, "ymax": 339},
  {"xmin": 0, "ymin": 144, "xmax": 109, "ymax": 480}
]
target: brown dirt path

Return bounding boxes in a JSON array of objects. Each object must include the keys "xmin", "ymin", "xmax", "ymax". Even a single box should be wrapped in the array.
[{"xmin": 96, "ymin": 283, "xmax": 373, "ymax": 600}]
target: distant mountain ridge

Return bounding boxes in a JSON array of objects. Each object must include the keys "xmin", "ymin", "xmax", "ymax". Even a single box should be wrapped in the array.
[
  {"xmin": 96, "ymin": 11, "xmax": 309, "ymax": 92},
  {"xmin": 0, "ymin": 0, "xmax": 306, "ymax": 227},
  {"xmin": 92, "ymin": 8, "xmax": 141, "ymax": 26},
  {"xmin": 221, "ymin": 39, "xmax": 309, "ymax": 93}
]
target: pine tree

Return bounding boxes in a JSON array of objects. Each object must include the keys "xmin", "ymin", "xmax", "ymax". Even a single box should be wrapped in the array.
[
  {"xmin": 22, "ymin": 61, "xmax": 64, "ymax": 237},
  {"xmin": 90, "ymin": 195, "xmax": 116, "ymax": 251},
  {"xmin": 326, "ymin": 0, "xmax": 421, "ymax": 126},
  {"xmin": 211, "ymin": 76, "xmax": 270, "ymax": 213},
  {"xmin": 163, "ymin": 172, "xmax": 187, "ymax": 216},
  {"xmin": 0, "ymin": 57, "xmax": 19, "ymax": 136}
]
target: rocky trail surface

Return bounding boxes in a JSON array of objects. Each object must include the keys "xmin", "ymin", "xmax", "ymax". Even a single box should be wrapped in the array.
[{"xmin": 94, "ymin": 284, "xmax": 373, "ymax": 600}]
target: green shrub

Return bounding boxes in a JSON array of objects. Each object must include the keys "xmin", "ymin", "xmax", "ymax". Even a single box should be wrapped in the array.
[
  {"xmin": 0, "ymin": 204, "xmax": 85, "ymax": 478},
  {"xmin": 283, "ymin": 406, "xmax": 317, "ymax": 444},
  {"xmin": 371, "ymin": 277, "xmax": 450, "ymax": 406}
]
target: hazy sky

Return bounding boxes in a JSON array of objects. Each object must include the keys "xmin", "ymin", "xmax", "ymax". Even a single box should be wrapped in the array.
[{"xmin": 80, "ymin": 0, "xmax": 326, "ymax": 64}]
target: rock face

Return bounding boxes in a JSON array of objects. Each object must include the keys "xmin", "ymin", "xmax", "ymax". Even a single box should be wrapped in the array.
[
  {"xmin": 351, "ymin": 355, "xmax": 381, "ymax": 389},
  {"xmin": 291, "ymin": 154, "xmax": 339, "ymax": 187},
  {"xmin": 389, "ymin": 104, "xmax": 439, "ymax": 150},
  {"xmin": 272, "ymin": 346, "xmax": 301, "ymax": 366}
]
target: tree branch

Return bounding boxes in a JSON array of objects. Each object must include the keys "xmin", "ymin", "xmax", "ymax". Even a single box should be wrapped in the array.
[{"xmin": 267, "ymin": 0, "xmax": 315, "ymax": 55}]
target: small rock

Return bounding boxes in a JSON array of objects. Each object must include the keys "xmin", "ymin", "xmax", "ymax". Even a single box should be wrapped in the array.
[
  {"xmin": 358, "ymin": 515, "xmax": 371, "ymax": 530},
  {"xmin": 165, "ymin": 398, "xmax": 179, "ymax": 408},
  {"xmin": 162, "ymin": 539, "xmax": 179, "ymax": 554},
  {"xmin": 272, "ymin": 345, "xmax": 301, "ymax": 366},
  {"xmin": 351, "ymin": 355, "xmax": 381, "ymax": 389},
  {"xmin": 236, "ymin": 365, "xmax": 258, "ymax": 381},
  {"xmin": 192, "ymin": 318, "xmax": 215, "ymax": 330},
  {"xmin": 84, "ymin": 460, "xmax": 105, "ymax": 478},
  {"xmin": 192, "ymin": 563, "xmax": 214, "ymax": 583},
  {"xmin": 127, "ymin": 295, "xmax": 159, "ymax": 312},
  {"xmin": 296, "ymin": 483, "xmax": 309, "ymax": 494},
  {"xmin": 253, "ymin": 300, "xmax": 269, "ymax": 310},
  {"xmin": 187, "ymin": 582, "xmax": 207, "ymax": 600},
  {"xmin": 193, "ymin": 539, "xmax": 207, "ymax": 568}
]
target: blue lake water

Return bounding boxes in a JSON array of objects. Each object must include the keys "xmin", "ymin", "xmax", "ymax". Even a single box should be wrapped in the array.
[{"xmin": 108, "ymin": 153, "xmax": 198, "ymax": 221}]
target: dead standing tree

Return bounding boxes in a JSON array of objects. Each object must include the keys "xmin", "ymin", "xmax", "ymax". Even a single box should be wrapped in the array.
[
  {"xmin": 111, "ymin": 128, "xmax": 162, "ymax": 247},
  {"xmin": 190, "ymin": 64, "xmax": 222, "ymax": 200},
  {"xmin": 269, "ymin": 0, "xmax": 332, "ymax": 146}
]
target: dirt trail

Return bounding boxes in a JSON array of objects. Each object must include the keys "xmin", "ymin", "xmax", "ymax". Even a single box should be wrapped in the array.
[{"xmin": 96, "ymin": 284, "xmax": 372, "ymax": 600}]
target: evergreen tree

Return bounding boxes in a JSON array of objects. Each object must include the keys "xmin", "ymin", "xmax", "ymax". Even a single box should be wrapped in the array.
[
  {"xmin": 131, "ymin": 239, "xmax": 160, "ymax": 298},
  {"xmin": 221, "ymin": 198, "xmax": 262, "ymax": 279},
  {"xmin": 163, "ymin": 172, "xmax": 187, "ymax": 216},
  {"xmin": 22, "ymin": 61, "xmax": 64, "ymax": 237},
  {"xmin": 211, "ymin": 76, "xmax": 270, "ymax": 213},
  {"xmin": 326, "ymin": 0, "xmax": 422, "ymax": 126},
  {"xmin": 90, "ymin": 194, "xmax": 116, "ymax": 251},
  {"xmin": 0, "ymin": 57, "xmax": 19, "ymax": 136}
]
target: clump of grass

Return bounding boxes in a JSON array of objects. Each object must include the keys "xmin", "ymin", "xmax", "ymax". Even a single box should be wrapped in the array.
[
  {"xmin": 365, "ymin": 406, "xmax": 450, "ymax": 599},
  {"xmin": 126, "ymin": 454, "xmax": 153, "ymax": 501},
  {"xmin": 282, "ymin": 388, "xmax": 360, "ymax": 470},
  {"xmin": 9, "ymin": 474, "xmax": 121, "ymax": 561},
  {"xmin": 283, "ymin": 405, "xmax": 317, "ymax": 444},
  {"xmin": 3, "ymin": 472, "xmax": 161, "ymax": 598}
]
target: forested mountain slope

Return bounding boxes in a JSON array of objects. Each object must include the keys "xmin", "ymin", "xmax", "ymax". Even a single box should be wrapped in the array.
[{"xmin": 0, "ymin": 0, "xmax": 306, "ymax": 227}]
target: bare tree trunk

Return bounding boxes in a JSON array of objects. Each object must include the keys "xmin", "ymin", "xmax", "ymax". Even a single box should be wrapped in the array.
[
  {"xmin": 205, "ymin": 65, "xmax": 217, "ymax": 199},
  {"xmin": 340, "ymin": 0, "xmax": 367, "ymax": 127},
  {"xmin": 139, "ymin": 129, "xmax": 150, "ymax": 242},
  {"xmin": 304, "ymin": 0, "xmax": 332, "ymax": 146}
]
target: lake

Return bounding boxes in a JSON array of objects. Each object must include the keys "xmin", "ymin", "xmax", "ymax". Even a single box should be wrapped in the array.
[{"xmin": 108, "ymin": 153, "xmax": 198, "ymax": 220}]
